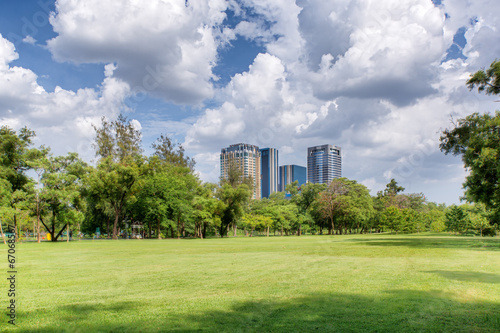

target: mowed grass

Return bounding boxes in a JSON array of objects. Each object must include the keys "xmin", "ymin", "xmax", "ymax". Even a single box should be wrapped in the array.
[{"xmin": 4, "ymin": 233, "xmax": 500, "ymax": 332}]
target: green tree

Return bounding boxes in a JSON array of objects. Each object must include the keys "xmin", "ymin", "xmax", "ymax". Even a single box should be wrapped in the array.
[
  {"xmin": 380, "ymin": 206, "xmax": 403, "ymax": 234},
  {"xmin": 445, "ymin": 205, "xmax": 469, "ymax": 235},
  {"xmin": 93, "ymin": 114, "xmax": 142, "ymax": 162},
  {"xmin": 217, "ymin": 161, "xmax": 252, "ymax": 237},
  {"xmin": 216, "ymin": 182, "xmax": 251, "ymax": 237},
  {"xmin": 466, "ymin": 203, "xmax": 490, "ymax": 237},
  {"xmin": 0, "ymin": 126, "xmax": 41, "ymax": 240},
  {"xmin": 38, "ymin": 153, "xmax": 88, "ymax": 242},
  {"xmin": 317, "ymin": 178, "xmax": 374, "ymax": 235},
  {"xmin": 467, "ymin": 59, "xmax": 500, "ymax": 95},
  {"xmin": 440, "ymin": 112, "xmax": 500, "ymax": 216},
  {"xmin": 151, "ymin": 134, "xmax": 195, "ymax": 170},
  {"xmin": 86, "ymin": 155, "xmax": 145, "ymax": 239},
  {"xmin": 440, "ymin": 60, "xmax": 500, "ymax": 220},
  {"xmin": 88, "ymin": 115, "xmax": 146, "ymax": 239},
  {"xmin": 133, "ymin": 165, "xmax": 198, "ymax": 239},
  {"xmin": 192, "ymin": 183, "xmax": 223, "ymax": 239}
]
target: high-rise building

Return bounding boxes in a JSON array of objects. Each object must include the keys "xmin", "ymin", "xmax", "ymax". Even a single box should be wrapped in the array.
[
  {"xmin": 260, "ymin": 148, "xmax": 279, "ymax": 198},
  {"xmin": 307, "ymin": 144, "xmax": 341, "ymax": 184},
  {"xmin": 279, "ymin": 165, "xmax": 307, "ymax": 192},
  {"xmin": 220, "ymin": 143, "xmax": 261, "ymax": 199}
]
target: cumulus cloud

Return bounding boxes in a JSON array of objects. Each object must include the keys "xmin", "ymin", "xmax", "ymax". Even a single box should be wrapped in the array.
[
  {"xmin": 183, "ymin": 0, "xmax": 499, "ymax": 204},
  {"xmin": 0, "ymin": 34, "xmax": 131, "ymax": 162},
  {"xmin": 47, "ymin": 0, "xmax": 229, "ymax": 104}
]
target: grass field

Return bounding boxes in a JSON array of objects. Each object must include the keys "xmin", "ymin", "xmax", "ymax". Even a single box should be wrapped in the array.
[{"xmin": 4, "ymin": 233, "xmax": 500, "ymax": 332}]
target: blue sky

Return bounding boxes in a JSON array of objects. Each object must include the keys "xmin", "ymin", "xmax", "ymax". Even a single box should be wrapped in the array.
[{"xmin": 1, "ymin": 0, "xmax": 500, "ymax": 205}]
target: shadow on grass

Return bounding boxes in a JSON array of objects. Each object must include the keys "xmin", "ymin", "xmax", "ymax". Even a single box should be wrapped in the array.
[
  {"xmin": 344, "ymin": 236, "xmax": 500, "ymax": 251},
  {"xmin": 426, "ymin": 270, "xmax": 500, "ymax": 284},
  {"xmin": 18, "ymin": 290, "xmax": 500, "ymax": 333}
]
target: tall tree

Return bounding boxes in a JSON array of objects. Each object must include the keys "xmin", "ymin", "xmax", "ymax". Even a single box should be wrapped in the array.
[
  {"xmin": 317, "ymin": 178, "xmax": 374, "ymax": 235},
  {"xmin": 0, "ymin": 126, "xmax": 44, "ymax": 240},
  {"xmin": 440, "ymin": 59, "xmax": 500, "ymax": 220},
  {"xmin": 86, "ymin": 155, "xmax": 145, "ymax": 239},
  {"xmin": 88, "ymin": 115, "xmax": 145, "ymax": 239},
  {"xmin": 151, "ymin": 134, "xmax": 195, "ymax": 170},
  {"xmin": 93, "ymin": 114, "xmax": 143, "ymax": 163},
  {"xmin": 38, "ymin": 153, "xmax": 88, "ymax": 242}
]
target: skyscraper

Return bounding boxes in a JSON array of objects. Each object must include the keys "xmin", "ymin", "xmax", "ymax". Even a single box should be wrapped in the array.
[
  {"xmin": 307, "ymin": 144, "xmax": 341, "ymax": 184},
  {"xmin": 279, "ymin": 165, "xmax": 306, "ymax": 192},
  {"xmin": 260, "ymin": 148, "xmax": 278, "ymax": 198},
  {"xmin": 220, "ymin": 143, "xmax": 261, "ymax": 199}
]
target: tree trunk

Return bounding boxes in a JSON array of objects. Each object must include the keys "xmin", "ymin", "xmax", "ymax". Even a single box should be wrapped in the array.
[
  {"xmin": 107, "ymin": 217, "xmax": 110, "ymax": 238},
  {"xmin": 112, "ymin": 212, "xmax": 119, "ymax": 240},
  {"xmin": 36, "ymin": 194, "xmax": 41, "ymax": 243},
  {"xmin": 157, "ymin": 217, "xmax": 161, "ymax": 239},
  {"xmin": 202, "ymin": 223, "xmax": 207, "ymax": 239},
  {"xmin": 233, "ymin": 223, "xmax": 237, "ymax": 237},
  {"xmin": 14, "ymin": 214, "xmax": 18, "ymax": 242},
  {"xmin": 267, "ymin": 226, "xmax": 269, "ymax": 237},
  {"xmin": 51, "ymin": 213, "xmax": 57, "ymax": 242},
  {"xmin": 66, "ymin": 224, "xmax": 69, "ymax": 243},
  {"xmin": 0, "ymin": 219, "xmax": 6, "ymax": 245},
  {"xmin": 177, "ymin": 218, "xmax": 180, "ymax": 239}
]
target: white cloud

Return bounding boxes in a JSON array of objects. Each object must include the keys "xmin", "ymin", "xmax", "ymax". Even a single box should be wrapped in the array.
[
  {"xmin": 0, "ymin": 34, "xmax": 130, "ymax": 162},
  {"xmin": 47, "ymin": 0, "xmax": 229, "ymax": 104},
  {"xmin": 22, "ymin": 35, "xmax": 37, "ymax": 45}
]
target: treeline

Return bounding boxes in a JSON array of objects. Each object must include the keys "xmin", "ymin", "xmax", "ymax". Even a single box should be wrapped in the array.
[{"xmin": 0, "ymin": 117, "xmax": 497, "ymax": 242}]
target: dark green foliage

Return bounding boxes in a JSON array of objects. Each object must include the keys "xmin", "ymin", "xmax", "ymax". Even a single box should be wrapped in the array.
[
  {"xmin": 482, "ymin": 226, "xmax": 497, "ymax": 237},
  {"xmin": 445, "ymin": 205, "xmax": 468, "ymax": 234},
  {"xmin": 467, "ymin": 59, "xmax": 500, "ymax": 95}
]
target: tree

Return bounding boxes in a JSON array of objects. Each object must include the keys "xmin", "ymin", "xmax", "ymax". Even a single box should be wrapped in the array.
[
  {"xmin": 93, "ymin": 114, "xmax": 142, "ymax": 163},
  {"xmin": 192, "ymin": 183, "xmax": 223, "ymax": 239},
  {"xmin": 441, "ymin": 60, "xmax": 500, "ymax": 220},
  {"xmin": 133, "ymin": 165, "xmax": 198, "ymax": 239},
  {"xmin": 445, "ymin": 205, "xmax": 469, "ymax": 235},
  {"xmin": 151, "ymin": 134, "xmax": 195, "ymax": 170},
  {"xmin": 38, "ymin": 153, "xmax": 88, "ymax": 242},
  {"xmin": 216, "ymin": 182, "xmax": 251, "ymax": 237},
  {"xmin": 86, "ymin": 155, "xmax": 145, "ymax": 239},
  {"xmin": 383, "ymin": 179, "xmax": 405, "ymax": 196},
  {"xmin": 440, "ymin": 111, "xmax": 500, "ymax": 218},
  {"xmin": 467, "ymin": 59, "xmax": 500, "ymax": 96},
  {"xmin": 466, "ymin": 203, "xmax": 491, "ymax": 237},
  {"xmin": 217, "ymin": 161, "xmax": 253, "ymax": 237},
  {"xmin": 0, "ymin": 126, "xmax": 44, "ymax": 240},
  {"xmin": 88, "ymin": 115, "xmax": 145, "ymax": 239},
  {"xmin": 380, "ymin": 206, "xmax": 404, "ymax": 234},
  {"xmin": 317, "ymin": 178, "xmax": 374, "ymax": 235}
]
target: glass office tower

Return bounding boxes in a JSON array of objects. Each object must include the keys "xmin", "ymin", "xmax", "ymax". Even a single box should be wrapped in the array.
[{"xmin": 307, "ymin": 144, "xmax": 341, "ymax": 184}]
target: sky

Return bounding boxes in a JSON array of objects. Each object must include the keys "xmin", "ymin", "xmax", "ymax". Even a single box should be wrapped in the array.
[{"xmin": 1, "ymin": 0, "xmax": 499, "ymax": 205}]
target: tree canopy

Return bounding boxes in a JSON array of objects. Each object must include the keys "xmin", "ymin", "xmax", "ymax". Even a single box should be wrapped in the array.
[{"xmin": 440, "ymin": 59, "xmax": 500, "ymax": 219}]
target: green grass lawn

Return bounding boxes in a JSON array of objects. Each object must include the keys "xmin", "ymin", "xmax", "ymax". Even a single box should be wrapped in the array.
[{"xmin": 4, "ymin": 233, "xmax": 500, "ymax": 332}]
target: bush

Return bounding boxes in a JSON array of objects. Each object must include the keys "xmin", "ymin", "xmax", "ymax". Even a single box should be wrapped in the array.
[{"xmin": 482, "ymin": 227, "xmax": 497, "ymax": 237}]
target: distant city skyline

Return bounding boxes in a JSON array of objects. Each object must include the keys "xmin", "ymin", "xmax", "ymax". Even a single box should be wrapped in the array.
[{"xmin": 220, "ymin": 142, "xmax": 342, "ymax": 199}]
